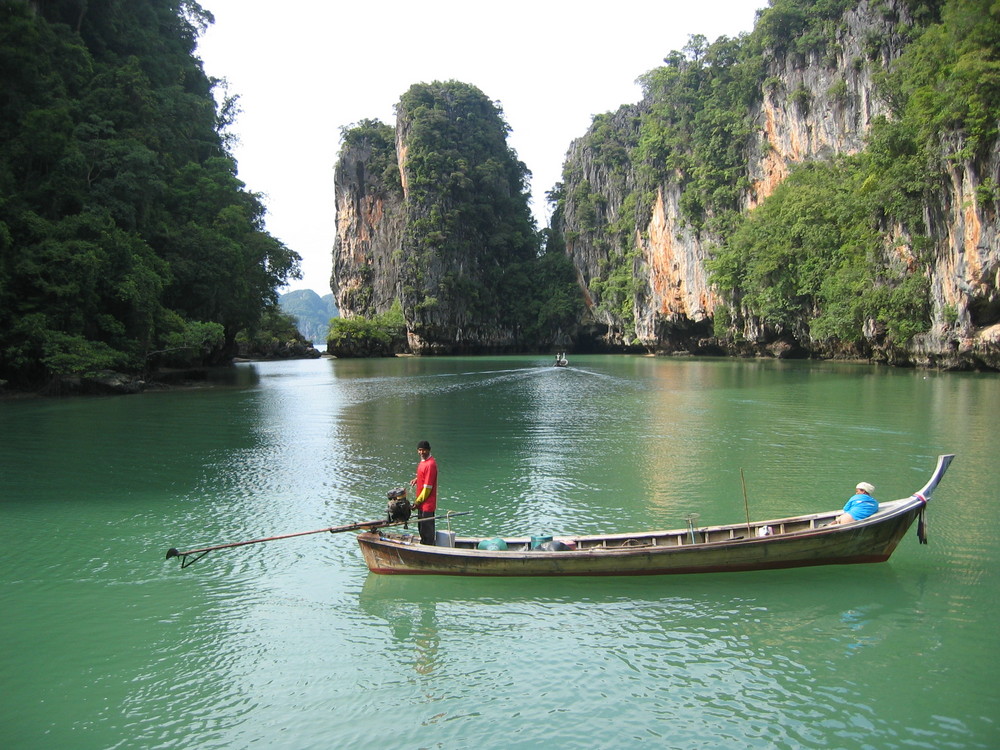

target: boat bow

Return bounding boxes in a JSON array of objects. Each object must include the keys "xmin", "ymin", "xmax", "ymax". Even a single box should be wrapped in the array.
[{"xmin": 910, "ymin": 453, "xmax": 955, "ymax": 504}]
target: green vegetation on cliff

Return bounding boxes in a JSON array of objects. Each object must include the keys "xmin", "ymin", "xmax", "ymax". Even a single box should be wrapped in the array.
[
  {"xmin": 0, "ymin": 0, "xmax": 299, "ymax": 387},
  {"xmin": 708, "ymin": 153, "xmax": 932, "ymax": 345},
  {"xmin": 328, "ymin": 299, "xmax": 406, "ymax": 357},
  {"xmin": 556, "ymin": 0, "xmax": 996, "ymax": 352},
  {"xmin": 637, "ymin": 33, "xmax": 763, "ymax": 233},
  {"xmin": 339, "ymin": 118, "xmax": 401, "ymax": 198},
  {"xmin": 336, "ymin": 81, "xmax": 581, "ymax": 352},
  {"xmin": 279, "ymin": 289, "xmax": 337, "ymax": 343},
  {"xmin": 397, "ymin": 81, "xmax": 542, "ymax": 338},
  {"xmin": 711, "ymin": 0, "xmax": 996, "ymax": 347}
]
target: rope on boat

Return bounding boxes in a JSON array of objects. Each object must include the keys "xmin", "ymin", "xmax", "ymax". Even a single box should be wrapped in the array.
[
  {"xmin": 621, "ymin": 538, "xmax": 648, "ymax": 547},
  {"xmin": 913, "ymin": 491, "xmax": 929, "ymax": 544}
]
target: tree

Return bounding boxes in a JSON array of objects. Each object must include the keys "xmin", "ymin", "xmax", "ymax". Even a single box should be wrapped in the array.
[{"xmin": 0, "ymin": 0, "xmax": 300, "ymax": 385}]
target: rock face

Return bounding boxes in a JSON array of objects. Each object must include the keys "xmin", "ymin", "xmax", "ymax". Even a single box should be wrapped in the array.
[
  {"xmin": 559, "ymin": 0, "xmax": 1000, "ymax": 369},
  {"xmin": 746, "ymin": 1, "xmax": 904, "ymax": 205},
  {"xmin": 331, "ymin": 125, "xmax": 407, "ymax": 323},
  {"xmin": 278, "ymin": 289, "xmax": 338, "ymax": 343},
  {"xmin": 916, "ymin": 140, "xmax": 1000, "ymax": 370},
  {"xmin": 332, "ymin": 84, "xmax": 542, "ymax": 355}
]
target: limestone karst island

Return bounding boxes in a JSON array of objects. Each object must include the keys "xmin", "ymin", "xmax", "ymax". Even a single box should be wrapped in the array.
[{"xmin": 2, "ymin": 0, "xmax": 999, "ymax": 396}]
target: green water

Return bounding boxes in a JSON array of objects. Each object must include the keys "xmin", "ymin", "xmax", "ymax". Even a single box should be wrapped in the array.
[{"xmin": 1, "ymin": 355, "xmax": 997, "ymax": 749}]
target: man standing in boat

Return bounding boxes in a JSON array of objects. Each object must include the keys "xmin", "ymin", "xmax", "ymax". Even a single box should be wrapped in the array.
[{"xmin": 411, "ymin": 440, "xmax": 438, "ymax": 545}]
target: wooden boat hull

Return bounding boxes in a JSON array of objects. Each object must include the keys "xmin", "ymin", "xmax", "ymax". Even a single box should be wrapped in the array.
[
  {"xmin": 358, "ymin": 508, "xmax": 917, "ymax": 576},
  {"xmin": 357, "ymin": 455, "xmax": 954, "ymax": 577}
]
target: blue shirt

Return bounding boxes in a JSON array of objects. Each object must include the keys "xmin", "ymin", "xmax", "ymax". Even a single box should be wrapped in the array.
[{"xmin": 842, "ymin": 492, "xmax": 878, "ymax": 520}]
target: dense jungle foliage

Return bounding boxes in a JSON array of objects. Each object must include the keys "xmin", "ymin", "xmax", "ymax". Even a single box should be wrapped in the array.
[
  {"xmin": 557, "ymin": 0, "xmax": 997, "ymax": 351},
  {"xmin": 0, "ymin": 0, "xmax": 299, "ymax": 388},
  {"xmin": 711, "ymin": 0, "xmax": 998, "ymax": 347},
  {"xmin": 339, "ymin": 82, "xmax": 580, "ymax": 350}
]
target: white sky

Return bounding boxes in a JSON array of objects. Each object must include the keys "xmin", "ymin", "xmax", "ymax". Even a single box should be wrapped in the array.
[{"xmin": 196, "ymin": 0, "xmax": 766, "ymax": 297}]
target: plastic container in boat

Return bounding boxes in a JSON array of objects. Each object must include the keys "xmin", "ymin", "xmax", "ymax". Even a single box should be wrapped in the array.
[
  {"xmin": 477, "ymin": 537, "xmax": 508, "ymax": 550},
  {"xmin": 530, "ymin": 535, "xmax": 553, "ymax": 549}
]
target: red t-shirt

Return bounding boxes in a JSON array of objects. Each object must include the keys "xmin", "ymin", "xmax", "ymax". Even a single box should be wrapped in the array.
[{"xmin": 416, "ymin": 455, "xmax": 438, "ymax": 512}]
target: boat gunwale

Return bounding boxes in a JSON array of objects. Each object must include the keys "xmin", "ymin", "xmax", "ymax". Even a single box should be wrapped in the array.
[{"xmin": 358, "ymin": 495, "xmax": 926, "ymax": 559}]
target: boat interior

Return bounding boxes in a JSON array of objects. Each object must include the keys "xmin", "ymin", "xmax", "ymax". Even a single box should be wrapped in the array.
[
  {"xmin": 374, "ymin": 500, "xmax": 915, "ymax": 552},
  {"xmin": 465, "ymin": 511, "xmax": 841, "ymax": 552}
]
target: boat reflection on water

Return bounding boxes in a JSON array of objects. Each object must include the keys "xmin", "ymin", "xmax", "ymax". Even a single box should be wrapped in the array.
[
  {"xmin": 359, "ymin": 575, "xmax": 440, "ymax": 674},
  {"xmin": 358, "ymin": 561, "xmax": 930, "ymax": 660}
]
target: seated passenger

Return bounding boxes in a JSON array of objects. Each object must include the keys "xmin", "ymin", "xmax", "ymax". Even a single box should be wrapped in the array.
[{"xmin": 829, "ymin": 482, "xmax": 878, "ymax": 525}]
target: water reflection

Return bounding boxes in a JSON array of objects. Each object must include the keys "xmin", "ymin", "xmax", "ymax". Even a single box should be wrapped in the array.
[
  {"xmin": 355, "ymin": 563, "xmax": 954, "ymax": 747},
  {"xmin": 359, "ymin": 577, "xmax": 441, "ymax": 675}
]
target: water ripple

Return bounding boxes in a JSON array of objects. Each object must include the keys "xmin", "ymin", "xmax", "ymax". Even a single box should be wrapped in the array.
[{"xmin": 2, "ymin": 356, "xmax": 996, "ymax": 750}]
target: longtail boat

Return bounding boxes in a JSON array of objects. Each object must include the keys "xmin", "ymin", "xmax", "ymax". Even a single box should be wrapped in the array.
[{"xmin": 357, "ymin": 454, "xmax": 955, "ymax": 577}]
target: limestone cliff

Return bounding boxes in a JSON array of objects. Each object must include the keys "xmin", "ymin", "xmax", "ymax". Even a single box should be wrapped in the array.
[
  {"xmin": 559, "ymin": 0, "xmax": 1000, "ymax": 369},
  {"xmin": 916, "ymin": 136, "xmax": 1000, "ymax": 370},
  {"xmin": 331, "ymin": 121, "xmax": 406, "ymax": 321},
  {"xmin": 332, "ymin": 83, "xmax": 560, "ymax": 355}
]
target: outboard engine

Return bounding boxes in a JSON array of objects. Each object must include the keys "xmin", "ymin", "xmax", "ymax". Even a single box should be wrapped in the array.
[{"xmin": 386, "ymin": 487, "xmax": 412, "ymax": 526}]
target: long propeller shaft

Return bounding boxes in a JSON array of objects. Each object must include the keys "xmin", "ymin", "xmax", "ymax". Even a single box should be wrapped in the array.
[{"xmin": 165, "ymin": 511, "xmax": 470, "ymax": 568}]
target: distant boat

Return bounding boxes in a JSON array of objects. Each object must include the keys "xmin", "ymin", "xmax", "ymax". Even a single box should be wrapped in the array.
[
  {"xmin": 553, "ymin": 352, "xmax": 568, "ymax": 367},
  {"xmin": 357, "ymin": 455, "xmax": 955, "ymax": 577}
]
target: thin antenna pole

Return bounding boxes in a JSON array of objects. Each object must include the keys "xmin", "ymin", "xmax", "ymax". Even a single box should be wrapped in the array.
[{"xmin": 741, "ymin": 468, "xmax": 752, "ymax": 537}]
